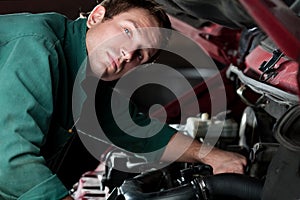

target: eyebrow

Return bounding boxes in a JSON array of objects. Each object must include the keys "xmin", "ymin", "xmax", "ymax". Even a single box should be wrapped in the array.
[{"xmin": 125, "ymin": 19, "xmax": 142, "ymax": 35}]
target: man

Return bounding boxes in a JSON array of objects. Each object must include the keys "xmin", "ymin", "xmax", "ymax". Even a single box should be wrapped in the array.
[{"xmin": 0, "ymin": 0, "xmax": 246, "ymax": 199}]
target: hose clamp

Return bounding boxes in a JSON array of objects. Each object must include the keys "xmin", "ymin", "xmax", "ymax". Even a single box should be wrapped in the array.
[{"xmin": 198, "ymin": 179, "xmax": 209, "ymax": 200}]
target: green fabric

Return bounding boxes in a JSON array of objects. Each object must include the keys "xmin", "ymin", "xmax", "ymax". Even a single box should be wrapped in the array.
[
  {"xmin": 0, "ymin": 12, "xmax": 177, "ymax": 199},
  {"xmin": 0, "ymin": 12, "xmax": 87, "ymax": 199},
  {"xmin": 95, "ymin": 82, "xmax": 177, "ymax": 162}
]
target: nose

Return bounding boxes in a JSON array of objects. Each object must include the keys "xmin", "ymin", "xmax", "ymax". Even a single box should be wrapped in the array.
[{"xmin": 120, "ymin": 48, "xmax": 134, "ymax": 63}]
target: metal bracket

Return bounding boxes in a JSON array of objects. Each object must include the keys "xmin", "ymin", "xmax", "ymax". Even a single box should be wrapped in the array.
[
  {"xmin": 259, "ymin": 49, "xmax": 284, "ymax": 82},
  {"xmin": 237, "ymin": 85, "xmax": 255, "ymax": 106}
]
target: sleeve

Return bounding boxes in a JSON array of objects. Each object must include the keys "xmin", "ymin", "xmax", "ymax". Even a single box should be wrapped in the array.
[
  {"xmin": 0, "ymin": 37, "xmax": 69, "ymax": 199},
  {"xmin": 95, "ymin": 84, "xmax": 177, "ymax": 163}
]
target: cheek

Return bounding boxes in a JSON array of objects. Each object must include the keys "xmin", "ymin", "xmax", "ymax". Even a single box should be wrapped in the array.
[
  {"xmin": 88, "ymin": 52, "xmax": 107, "ymax": 76},
  {"xmin": 126, "ymin": 61, "xmax": 138, "ymax": 69},
  {"xmin": 117, "ymin": 64, "xmax": 137, "ymax": 79},
  {"xmin": 104, "ymin": 64, "xmax": 137, "ymax": 81}
]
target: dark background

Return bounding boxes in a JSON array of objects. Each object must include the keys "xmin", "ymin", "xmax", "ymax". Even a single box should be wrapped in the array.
[{"xmin": 0, "ymin": 0, "xmax": 97, "ymax": 19}]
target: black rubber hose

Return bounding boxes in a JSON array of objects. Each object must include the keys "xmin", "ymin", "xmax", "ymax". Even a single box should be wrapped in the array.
[
  {"xmin": 118, "ymin": 170, "xmax": 263, "ymax": 200},
  {"xmin": 119, "ymin": 170, "xmax": 201, "ymax": 200},
  {"xmin": 203, "ymin": 173, "xmax": 263, "ymax": 200},
  {"xmin": 121, "ymin": 182, "xmax": 200, "ymax": 200}
]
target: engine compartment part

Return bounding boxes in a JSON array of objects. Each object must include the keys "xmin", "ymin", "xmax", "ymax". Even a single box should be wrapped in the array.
[
  {"xmin": 261, "ymin": 105, "xmax": 300, "ymax": 199},
  {"xmin": 275, "ymin": 105, "xmax": 300, "ymax": 151},
  {"xmin": 111, "ymin": 166, "xmax": 263, "ymax": 200},
  {"xmin": 262, "ymin": 145, "xmax": 300, "ymax": 200},
  {"xmin": 185, "ymin": 112, "xmax": 238, "ymax": 140},
  {"xmin": 226, "ymin": 65, "xmax": 299, "ymax": 106}
]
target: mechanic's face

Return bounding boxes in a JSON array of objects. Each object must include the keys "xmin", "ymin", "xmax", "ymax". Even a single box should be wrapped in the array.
[{"xmin": 86, "ymin": 5, "xmax": 161, "ymax": 81}]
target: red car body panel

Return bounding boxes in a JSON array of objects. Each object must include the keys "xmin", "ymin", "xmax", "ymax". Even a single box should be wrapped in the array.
[{"xmin": 153, "ymin": 0, "xmax": 300, "ymax": 123}]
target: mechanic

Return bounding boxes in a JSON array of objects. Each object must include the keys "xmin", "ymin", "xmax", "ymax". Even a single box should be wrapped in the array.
[{"xmin": 0, "ymin": 0, "xmax": 246, "ymax": 199}]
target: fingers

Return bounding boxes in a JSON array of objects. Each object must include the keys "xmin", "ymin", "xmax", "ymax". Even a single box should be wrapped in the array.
[
  {"xmin": 223, "ymin": 152, "xmax": 247, "ymax": 174},
  {"xmin": 234, "ymin": 152, "xmax": 247, "ymax": 166},
  {"xmin": 204, "ymin": 148, "xmax": 248, "ymax": 174},
  {"xmin": 213, "ymin": 160, "xmax": 245, "ymax": 174}
]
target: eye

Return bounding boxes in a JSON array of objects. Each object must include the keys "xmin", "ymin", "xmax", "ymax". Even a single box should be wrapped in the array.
[
  {"xmin": 124, "ymin": 28, "xmax": 131, "ymax": 37},
  {"xmin": 137, "ymin": 50, "xmax": 143, "ymax": 61}
]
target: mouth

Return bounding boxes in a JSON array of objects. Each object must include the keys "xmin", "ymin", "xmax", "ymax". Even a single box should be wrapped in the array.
[{"xmin": 107, "ymin": 52, "xmax": 121, "ymax": 73}]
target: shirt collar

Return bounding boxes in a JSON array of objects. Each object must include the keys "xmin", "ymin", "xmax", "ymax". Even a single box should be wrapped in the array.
[
  {"xmin": 64, "ymin": 17, "xmax": 89, "ymax": 119},
  {"xmin": 64, "ymin": 17, "xmax": 88, "ymax": 83}
]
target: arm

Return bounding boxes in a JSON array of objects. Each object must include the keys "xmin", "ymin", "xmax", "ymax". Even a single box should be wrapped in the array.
[
  {"xmin": 161, "ymin": 133, "xmax": 247, "ymax": 174},
  {"xmin": 96, "ymin": 82, "xmax": 246, "ymax": 172}
]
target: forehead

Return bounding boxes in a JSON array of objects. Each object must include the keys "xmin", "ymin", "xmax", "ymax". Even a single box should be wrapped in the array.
[
  {"xmin": 116, "ymin": 8, "xmax": 163, "ymax": 46},
  {"xmin": 112, "ymin": 8, "xmax": 159, "ymax": 27}
]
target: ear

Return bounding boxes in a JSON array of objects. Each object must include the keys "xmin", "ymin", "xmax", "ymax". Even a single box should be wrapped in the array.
[{"xmin": 87, "ymin": 5, "xmax": 106, "ymax": 28}]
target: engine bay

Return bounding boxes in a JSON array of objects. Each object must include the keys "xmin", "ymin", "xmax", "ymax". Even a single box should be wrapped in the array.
[{"xmin": 103, "ymin": 0, "xmax": 300, "ymax": 199}]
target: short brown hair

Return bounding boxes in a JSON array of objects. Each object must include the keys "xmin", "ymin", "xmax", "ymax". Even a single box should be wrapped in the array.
[{"xmin": 99, "ymin": 0, "xmax": 171, "ymax": 30}]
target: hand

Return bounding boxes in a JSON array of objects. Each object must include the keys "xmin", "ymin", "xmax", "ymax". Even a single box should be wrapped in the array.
[
  {"xmin": 201, "ymin": 146, "xmax": 247, "ymax": 174},
  {"xmin": 161, "ymin": 133, "xmax": 247, "ymax": 174}
]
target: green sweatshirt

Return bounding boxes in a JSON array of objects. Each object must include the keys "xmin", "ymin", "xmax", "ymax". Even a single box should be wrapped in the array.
[{"xmin": 0, "ymin": 12, "xmax": 176, "ymax": 199}]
